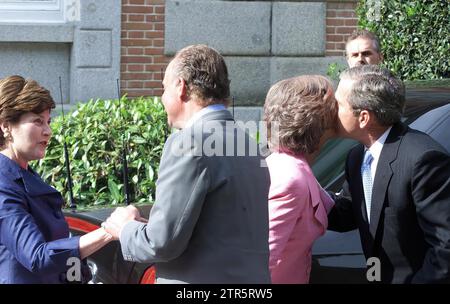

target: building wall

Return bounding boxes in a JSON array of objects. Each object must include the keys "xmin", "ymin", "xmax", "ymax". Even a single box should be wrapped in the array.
[
  {"xmin": 0, "ymin": 0, "xmax": 121, "ymax": 105},
  {"xmin": 120, "ymin": 0, "xmax": 169, "ymax": 98},
  {"xmin": 120, "ymin": 0, "xmax": 358, "ymax": 105},
  {"xmin": 326, "ymin": 1, "xmax": 359, "ymax": 56},
  {"xmin": 0, "ymin": 1, "xmax": 358, "ymax": 107}
]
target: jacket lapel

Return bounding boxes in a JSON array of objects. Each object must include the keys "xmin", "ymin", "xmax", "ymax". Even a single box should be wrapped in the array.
[
  {"xmin": 348, "ymin": 145, "xmax": 376, "ymax": 254},
  {"xmin": 305, "ymin": 164, "xmax": 329, "ymax": 229},
  {"xmin": 369, "ymin": 122, "xmax": 406, "ymax": 236},
  {"xmin": 0, "ymin": 153, "xmax": 59, "ymax": 197},
  {"xmin": 20, "ymin": 167, "xmax": 60, "ymax": 197}
]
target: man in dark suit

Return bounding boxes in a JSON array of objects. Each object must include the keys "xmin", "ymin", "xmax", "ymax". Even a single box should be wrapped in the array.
[
  {"xmin": 328, "ymin": 65, "xmax": 450, "ymax": 283},
  {"xmin": 104, "ymin": 45, "xmax": 271, "ymax": 283}
]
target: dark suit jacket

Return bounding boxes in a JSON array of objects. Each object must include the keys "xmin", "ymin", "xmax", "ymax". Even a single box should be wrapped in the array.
[
  {"xmin": 328, "ymin": 122, "xmax": 450, "ymax": 283},
  {"xmin": 120, "ymin": 110, "xmax": 271, "ymax": 283},
  {"xmin": 0, "ymin": 153, "xmax": 90, "ymax": 284}
]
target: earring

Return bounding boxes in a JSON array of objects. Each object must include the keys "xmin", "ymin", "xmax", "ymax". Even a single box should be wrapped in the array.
[{"xmin": 3, "ymin": 131, "xmax": 11, "ymax": 141}]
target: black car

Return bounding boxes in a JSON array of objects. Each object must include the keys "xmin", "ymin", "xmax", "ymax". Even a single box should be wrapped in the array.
[{"xmin": 64, "ymin": 87, "xmax": 450, "ymax": 284}]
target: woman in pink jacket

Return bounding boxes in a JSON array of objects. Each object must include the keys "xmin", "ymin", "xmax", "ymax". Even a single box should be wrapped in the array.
[{"xmin": 263, "ymin": 75, "xmax": 337, "ymax": 283}]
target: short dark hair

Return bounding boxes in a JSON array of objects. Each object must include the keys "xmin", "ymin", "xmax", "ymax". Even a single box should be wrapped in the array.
[
  {"xmin": 173, "ymin": 44, "xmax": 230, "ymax": 106},
  {"xmin": 0, "ymin": 75, "xmax": 55, "ymax": 148},
  {"xmin": 346, "ymin": 29, "xmax": 381, "ymax": 54},
  {"xmin": 340, "ymin": 65, "xmax": 405, "ymax": 126},
  {"xmin": 264, "ymin": 75, "xmax": 337, "ymax": 155}
]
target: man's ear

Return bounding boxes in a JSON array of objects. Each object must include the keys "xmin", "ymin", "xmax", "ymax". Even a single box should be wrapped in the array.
[
  {"xmin": 177, "ymin": 78, "xmax": 188, "ymax": 102},
  {"xmin": 358, "ymin": 110, "xmax": 371, "ymax": 129},
  {"xmin": 379, "ymin": 52, "xmax": 384, "ymax": 63}
]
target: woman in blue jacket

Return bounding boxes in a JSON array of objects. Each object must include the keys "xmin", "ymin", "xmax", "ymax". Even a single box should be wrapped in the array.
[{"xmin": 0, "ymin": 75, "xmax": 113, "ymax": 283}]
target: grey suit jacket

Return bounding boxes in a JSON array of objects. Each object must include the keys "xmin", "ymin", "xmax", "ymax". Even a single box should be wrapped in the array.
[{"xmin": 120, "ymin": 110, "xmax": 271, "ymax": 283}]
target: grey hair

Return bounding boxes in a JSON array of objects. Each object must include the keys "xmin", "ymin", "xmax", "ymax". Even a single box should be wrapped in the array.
[
  {"xmin": 172, "ymin": 44, "xmax": 230, "ymax": 107},
  {"xmin": 340, "ymin": 65, "xmax": 405, "ymax": 126}
]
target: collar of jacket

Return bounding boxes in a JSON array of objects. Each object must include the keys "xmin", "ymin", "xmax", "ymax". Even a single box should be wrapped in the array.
[
  {"xmin": 0, "ymin": 153, "xmax": 59, "ymax": 197},
  {"xmin": 190, "ymin": 109, "xmax": 235, "ymax": 126},
  {"xmin": 369, "ymin": 121, "xmax": 408, "ymax": 237}
]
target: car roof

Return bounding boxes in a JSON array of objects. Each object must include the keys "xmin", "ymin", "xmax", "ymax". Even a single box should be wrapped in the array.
[
  {"xmin": 404, "ymin": 87, "xmax": 450, "ymax": 120},
  {"xmin": 409, "ymin": 103, "xmax": 450, "ymax": 153},
  {"xmin": 406, "ymin": 87, "xmax": 450, "ymax": 103}
]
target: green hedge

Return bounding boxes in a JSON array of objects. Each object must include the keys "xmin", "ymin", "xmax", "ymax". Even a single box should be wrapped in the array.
[
  {"xmin": 35, "ymin": 96, "xmax": 169, "ymax": 209},
  {"xmin": 357, "ymin": 0, "xmax": 449, "ymax": 80}
]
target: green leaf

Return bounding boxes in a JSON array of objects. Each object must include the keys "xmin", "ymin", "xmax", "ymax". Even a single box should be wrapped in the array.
[
  {"xmin": 133, "ymin": 136, "xmax": 147, "ymax": 144},
  {"xmin": 147, "ymin": 164, "xmax": 154, "ymax": 182},
  {"xmin": 108, "ymin": 178, "xmax": 122, "ymax": 203}
]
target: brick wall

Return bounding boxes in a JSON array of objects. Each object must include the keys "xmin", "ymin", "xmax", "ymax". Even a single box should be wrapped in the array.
[
  {"xmin": 326, "ymin": 1, "xmax": 358, "ymax": 56},
  {"xmin": 120, "ymin": 0, "xmax": 357, "ymax": 98},
  {"xmin": 120, "ymin": 0, "xmax": 170, "ymax": 98}
]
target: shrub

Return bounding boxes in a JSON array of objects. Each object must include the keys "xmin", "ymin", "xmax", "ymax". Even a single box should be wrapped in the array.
[
  {"xmin": 327, "ymin": 62, "xmax": 347, "ymax": 81},
  {"xmin": 35, "ymin": 96, "xmax": 169, "ymax": 209},
  {"xmin": 357, "ymin": 0, "xmax": 449, "ymax": 80}
]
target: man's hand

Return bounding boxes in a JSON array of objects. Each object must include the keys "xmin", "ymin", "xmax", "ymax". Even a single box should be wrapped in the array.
[
  {"xmin": 126, "ymin": 205, "xmax": 148, "ymax": 223},
  {"xmin": 103, "ymin": 205, "xmax": 146, "ymax": 239}
]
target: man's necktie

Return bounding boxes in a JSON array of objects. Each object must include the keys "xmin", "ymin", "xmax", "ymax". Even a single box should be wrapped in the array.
[{"xmin": 361, "ymin": 150, "xmax": 374, "ymax": 223}]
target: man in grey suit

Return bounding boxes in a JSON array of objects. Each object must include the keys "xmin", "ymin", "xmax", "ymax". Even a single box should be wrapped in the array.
[{"xmin": 104, "ymin": 44, "xmax": 271, "ymax": 283}]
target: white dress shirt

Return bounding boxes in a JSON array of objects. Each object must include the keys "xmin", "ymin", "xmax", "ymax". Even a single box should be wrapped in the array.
[{"xmin": 366, "ymin": 126, "xmax": 392, "ymax": 182}]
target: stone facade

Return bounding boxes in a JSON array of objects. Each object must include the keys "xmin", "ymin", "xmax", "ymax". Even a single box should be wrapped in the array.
[
  {"xmin": 121, "ymin": 0, "xmax": 358, "ymax": 110},
  {"xmin": 0, "ymin": 0, "xmax": 358, "ymax": 111},
  {"xmin": 0, "ymin": 0, "xmax": 121, "ymax": 105}
]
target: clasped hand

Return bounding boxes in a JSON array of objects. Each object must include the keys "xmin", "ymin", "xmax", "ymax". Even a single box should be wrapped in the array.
[{"xmin": 102, "ymin": 205, "xmax": 148, "ymax": 240}]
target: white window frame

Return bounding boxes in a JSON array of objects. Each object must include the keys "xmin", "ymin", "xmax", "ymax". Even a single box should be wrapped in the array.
[{"xmin": 0, "ymin": 0, "xmax": 66, "ymax": 23}]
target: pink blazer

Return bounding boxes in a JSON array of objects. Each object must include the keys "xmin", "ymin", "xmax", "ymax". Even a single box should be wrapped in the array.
[{"xmin": 267, "ymin": 152, "xmax": 334, "ymax": 284}]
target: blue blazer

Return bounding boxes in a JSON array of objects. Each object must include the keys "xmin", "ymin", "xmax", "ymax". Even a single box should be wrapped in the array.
[{"xmin": 0, "ymin": 154, "xmax": 90, "ymax": 283}]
